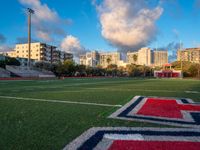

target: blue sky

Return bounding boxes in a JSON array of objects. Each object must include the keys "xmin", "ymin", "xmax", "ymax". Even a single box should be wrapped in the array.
[{"xmin": 0, "ymin": 0, "xmax": 200, "ymax": 57}]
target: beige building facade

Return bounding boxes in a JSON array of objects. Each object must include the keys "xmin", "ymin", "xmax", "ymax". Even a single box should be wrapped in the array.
[
  {"xmin": 127, "ymin": 51, "xmax": 138, "ymax": 64},
  {"xmin": 153, "ymin": 51, "xmax": 168, "ymax": 66},
  {"xmin": 80, "ymin": 51, "xmax": 121, "ymax": 68},
  {"xmin": 80, "ymin": 51, "xmax": 100, "ymax": 67},
  {"xmin": 177, "ymin": 48, "xmax": 200, "ymax": 63},
  {"xmin": 7, "ymin": 42, "xmax": 73, "ymax": 63},
  {"xmin": 99, "ymin": 52, "xmax": 121, "ymax": 68}
]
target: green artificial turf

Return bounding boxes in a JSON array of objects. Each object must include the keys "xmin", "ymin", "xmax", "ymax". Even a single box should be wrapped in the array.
[{"xmin": 0, "ymin": 78, "xmax": 200, "ymax": 150}]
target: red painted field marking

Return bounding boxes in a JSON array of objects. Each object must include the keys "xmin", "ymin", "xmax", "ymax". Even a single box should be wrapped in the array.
[
  {"xmin": 108, "ymin": 141, "xmax": 200, "ymax": 150},
  {"xmin": 137, "ymin": 98, "xmax": 200, "ymax": 119}
]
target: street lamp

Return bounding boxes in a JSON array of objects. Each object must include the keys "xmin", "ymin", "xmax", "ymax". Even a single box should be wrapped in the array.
[{"xmin": 27, "ymin": 8, "xmax": 34, "ymax": 68}]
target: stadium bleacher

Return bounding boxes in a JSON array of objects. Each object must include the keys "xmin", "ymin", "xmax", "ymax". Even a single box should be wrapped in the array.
[
  {"xmin": 0, "ymin": 67, "xmax": 11, "ymax": 77},
  {"xmin": 5, "ymin": 65, "xmax": 55, "ymax": 78}
]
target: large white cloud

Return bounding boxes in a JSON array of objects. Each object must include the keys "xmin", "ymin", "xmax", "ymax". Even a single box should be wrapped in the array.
[
  {"xmin": 96, "ymin": 0, "xmax": 163, "ymax": 51},
  {"xmin": 61, "ymin": 35, "xmax": 86, "ymax": 58},
  {"xmin": 19, "ymin": 0, "xmax": 70, "ymax": 42}
]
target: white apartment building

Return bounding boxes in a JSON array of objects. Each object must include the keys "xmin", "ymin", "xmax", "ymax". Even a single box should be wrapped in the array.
[
  {"xmin": 80, "ymin": 48, "xmax": 169, "ymax": 68},
  {"xmin": 99, "ymin": 52, "xmax": 121, "ymax": 68},
  {"xmin": 7, "ymin": 42, "xmax": 55, "ymax": 61},
  {"xmin": 138, "ymin": 47, "xmax": 152, "ymax": 66},
  {"xmin": 127, "ymin": 51, "xmax": 138, "ymax": 64},
  {"xmin": 80, "ymin": 51, "xmax": 100, "ymax": 67},
  {"xmin": 7, "ymin": 42, "xmax": 73, "ymax": 63},
  {"xmin": 80, "ymin": 51, "xmax": 122, "ymax": 68}
]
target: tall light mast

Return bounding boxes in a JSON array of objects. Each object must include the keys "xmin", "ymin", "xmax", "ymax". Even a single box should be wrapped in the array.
[
  {"xmin": 180, "ymin": 40, "xmax": 183, "ymax": 71},
  {"xmin": 27, "ymin": 8, "xmax": 34, "ymax": 68}
]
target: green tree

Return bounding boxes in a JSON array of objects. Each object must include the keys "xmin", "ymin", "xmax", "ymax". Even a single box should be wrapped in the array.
[
  {"xmin": 5, "ymin": 57, "xmax": 20, "ymax": 66},
  {"xmin": 171, "ymin": 61, "xmax": 193, "ymax": 77},
  {"xmin": 62, "ymin": 60, "xmax": 76, "ymax": 76},
  {"xmin": 0, "ymin": 60, "xmax": 6, "ymax": 68},
  {"xmin": 188, "ymin": 63, "xmax": 200, "ymax": 78}
]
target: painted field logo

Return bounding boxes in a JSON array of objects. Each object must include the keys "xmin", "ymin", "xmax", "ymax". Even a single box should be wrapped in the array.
[
  {"xmin": 64, "ymin": 127, "xmax": 200, "ymax": 150},
  {"xmin": 109, "ymin": 96, "xmax": 200, "ymax": 128}
]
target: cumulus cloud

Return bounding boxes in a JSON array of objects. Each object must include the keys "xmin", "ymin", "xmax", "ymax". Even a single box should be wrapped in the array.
[
  {"xmin": 0, "ymin": 33, "xmax": 6, "ymax": 44},
  {"xmin": 19, "ymin": 0, "xmax": 70, "ymax": 42},
  {"xmin": 95, "ymin": 0, "xmax": 163, "ymax": 51},
  {"xmin": 61, "ymin": 35, "xmax": 87, "ymax": 58}
]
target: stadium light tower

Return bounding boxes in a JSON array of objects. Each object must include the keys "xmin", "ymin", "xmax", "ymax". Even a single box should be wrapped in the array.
[
  {"xmin": 180, "ymin": 40, "xmax": 183, "ymax": 71},
  {"xmin": 27, "ymin": 8, "xmax": 34, "ymax": 68}
]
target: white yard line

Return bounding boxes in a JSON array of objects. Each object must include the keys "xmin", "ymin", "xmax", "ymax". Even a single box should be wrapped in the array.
[
  {"xmin": 185, "ymin": 91, "xmax": 200, "ymax": 94},
  {"xmin": 0, "ymin": 95, "xmax": 122, "ymax": 108}
]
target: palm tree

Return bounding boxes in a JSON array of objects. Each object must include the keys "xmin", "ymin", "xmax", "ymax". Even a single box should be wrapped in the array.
[
  {"xmin": 132, "ymin": 54, "xmax": 138, "ymax": 64},
  {"xmin": 106, "ymin": 57, "xmax": 111, "ymax": 65}
]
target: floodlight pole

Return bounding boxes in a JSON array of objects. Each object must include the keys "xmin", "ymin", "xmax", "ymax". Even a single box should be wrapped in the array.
[
  {"xmin": 27, "ymin": 8, "xmax": 34, "ymax": 68},
  {"xmin": 180, "ymin": 40, "xmax": 183, "ymax": 71}
]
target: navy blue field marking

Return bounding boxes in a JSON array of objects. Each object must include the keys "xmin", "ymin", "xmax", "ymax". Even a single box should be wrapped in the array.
[
  {"xmin": 181, "ymin": 98, "xmax": 190, "ymax": 104},
  {"xmin": 117, "ymin": 97, "xmax": 200, "ymax": 125},
  {"xmin": 118, "ymin": 96, "xmax": 144, "ymax": 117},
  {"xmin": 77, "ymin": 130, "xmax": 200, "ymax": 150}
]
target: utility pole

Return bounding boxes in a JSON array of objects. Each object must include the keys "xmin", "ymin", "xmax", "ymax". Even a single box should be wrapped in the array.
[{"xmin": 27, "ymin": 8, "xmax": 34, "ymax": 68}]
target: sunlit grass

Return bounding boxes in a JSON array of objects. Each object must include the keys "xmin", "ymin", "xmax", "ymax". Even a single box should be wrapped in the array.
[{"xmin": 0, "ymin": 78, "xmax": 200, "ymax": 150}]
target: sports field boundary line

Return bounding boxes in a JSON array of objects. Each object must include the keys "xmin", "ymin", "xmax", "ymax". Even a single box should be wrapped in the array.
[{"xmin": 0, "ymin": 96, "xmax": 122, "ymax": 108}]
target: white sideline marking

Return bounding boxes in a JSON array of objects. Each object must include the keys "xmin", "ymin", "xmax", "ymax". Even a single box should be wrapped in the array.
[
  {"xmin": 0, "ymin": 96, "xmax": 122, "ymax": 108},
  {"xmin": 185, "ymin": 91, "xmax": 200, "ymax": 94}
]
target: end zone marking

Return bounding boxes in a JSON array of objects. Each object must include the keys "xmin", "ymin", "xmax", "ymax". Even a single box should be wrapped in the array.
[
  {"xmin": 109, "ymin": 96, "xmax": 200, "ymax": 128},
  {"xmin": 64, "ymin": 127, "xmax": 200, "ymax": 150},
  {"xmin": 0, "ymin": 96, "xmax": 122, "ymax": 108}
]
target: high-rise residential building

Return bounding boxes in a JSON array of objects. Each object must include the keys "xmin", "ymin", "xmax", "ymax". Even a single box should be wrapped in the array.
[
  {"xmin": 177, "ymin": 48, "xmax": 200, "ymax": 63},
  {"xmin": 80, "ymin": 55, "xmax": 87, "ymax": 65},
  {"xmin": 80, "ymin": 51, "xmax": 122, "ymax": 68},
  {"xmin": 52, "ymin": 50, "xmax": 73, "ymax": 63},
  {"xmin": 6, "ymin": 42, "xmax": 73, "ymax": 63},
  {"xmin": 127, "ymin": 51, "xmax": 138, "ymax": 64},
  {"xmin": 153, "ymin": 50, "xmax": 168, "ymax": 66},
  {"xmin": 99, "ymin": 52, "xmax": 121, "ymax": 68},
  {"xmin": 80, "ymin": 51, "xmax": 100, "ymax": 67},
  {"xmin": 127, "ymin": 48, "xmax": 153, "ymax": 66},
  {"xmin": 138, "ymin": 47, "xmax": 152, "ymax": 66}
]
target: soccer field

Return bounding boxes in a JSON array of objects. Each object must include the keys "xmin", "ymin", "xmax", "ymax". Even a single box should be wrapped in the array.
[{"xmin": 0, "ymin": 78, "xmax": 200, "ymax": 150}]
